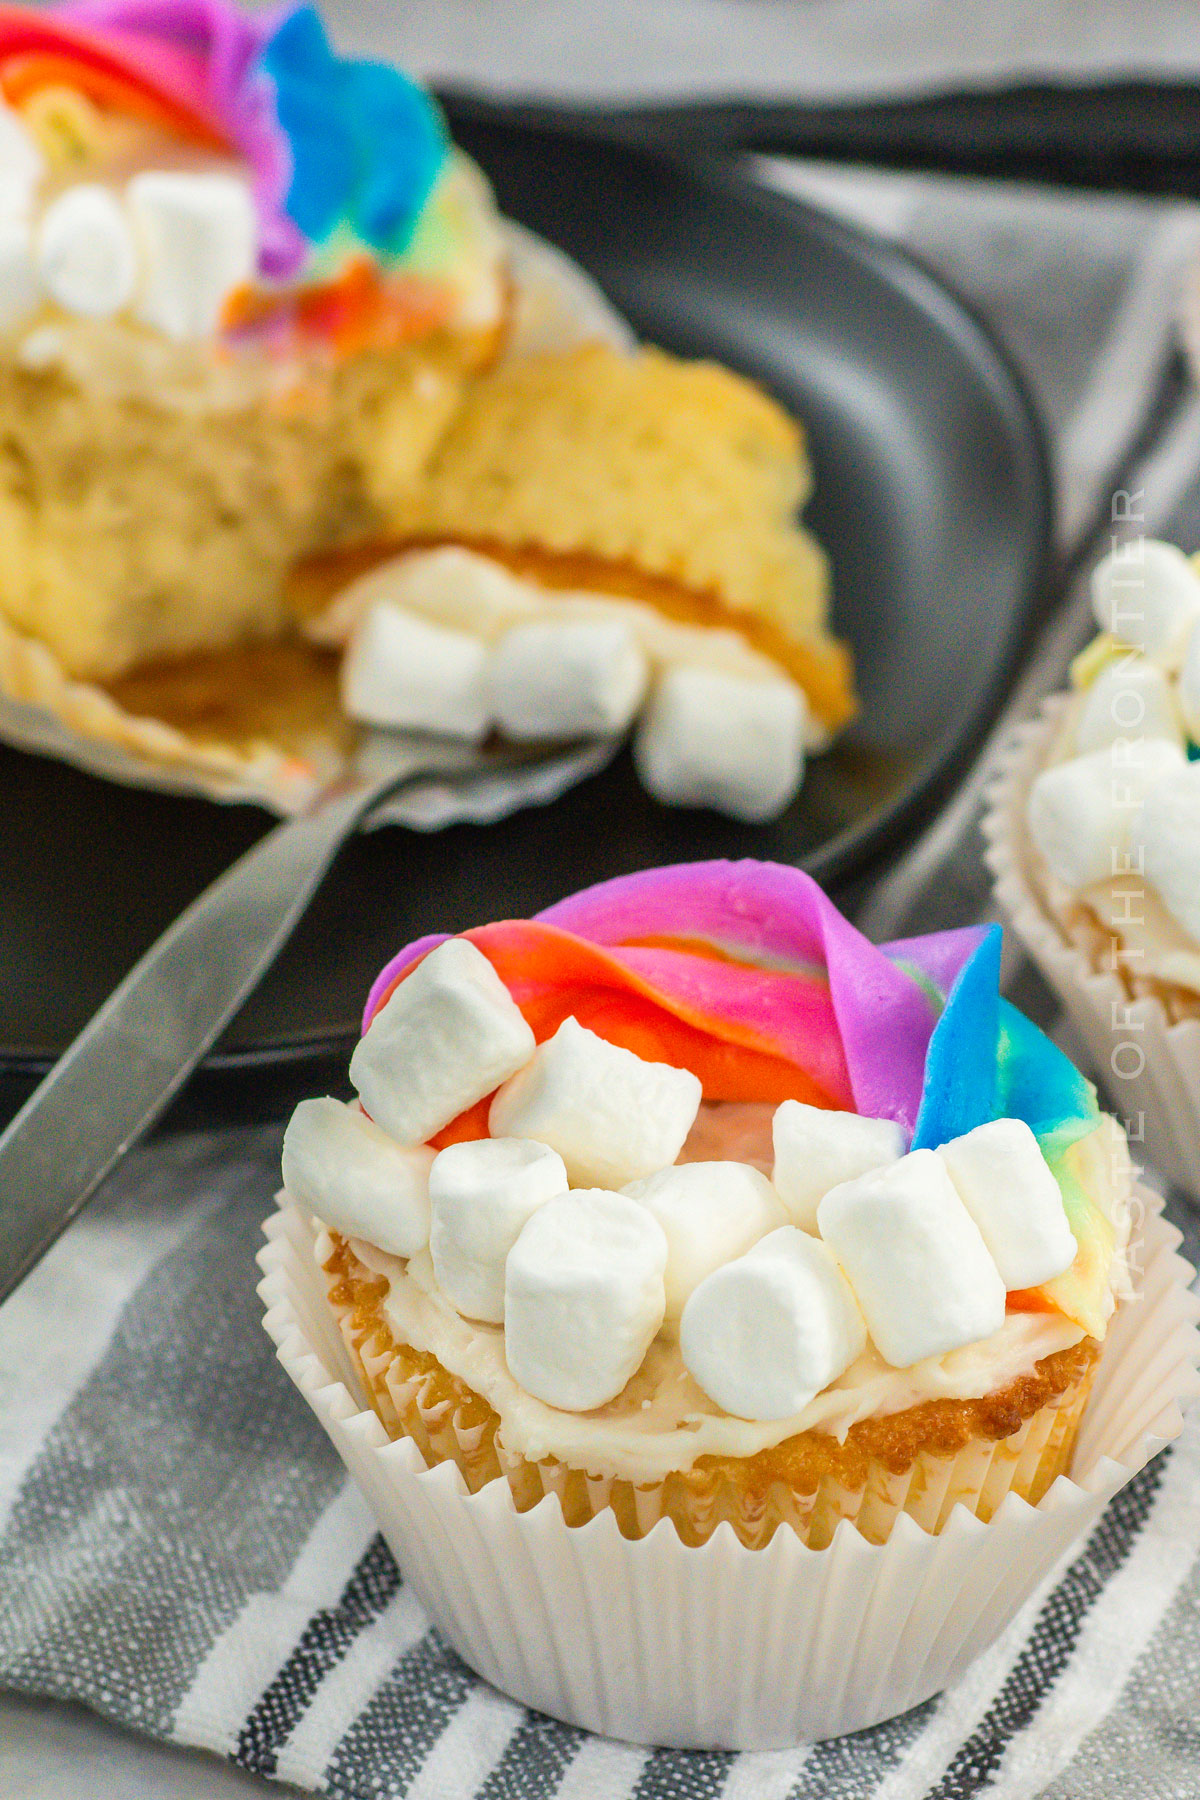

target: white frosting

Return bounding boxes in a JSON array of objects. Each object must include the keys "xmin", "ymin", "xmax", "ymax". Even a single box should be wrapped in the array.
[{"xmin": 350, "ymin": 938, "xmax": 535, "ymax": 1145}]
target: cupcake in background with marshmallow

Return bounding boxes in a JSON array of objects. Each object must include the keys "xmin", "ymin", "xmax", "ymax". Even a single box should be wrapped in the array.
[
  {"xmin": 279, "ymin": 859, "xmax": 1132, "ymax": 1552},
  {"xmin": 984, "ymin": 539, "xmax": 1200, "ymax": 1195}
]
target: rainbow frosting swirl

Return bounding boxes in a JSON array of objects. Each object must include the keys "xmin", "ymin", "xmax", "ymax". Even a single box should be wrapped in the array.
[
  {"xmin": 0, "ymin": 1, "xmax": 470, "ymax": 333},
  {"xmin": 365, "ymin": 861, "xmax": 1116, "ymax": 1334}
]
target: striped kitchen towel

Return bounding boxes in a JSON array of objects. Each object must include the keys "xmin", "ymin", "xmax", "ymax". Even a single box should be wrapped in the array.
[{"xmin": 1, "ymin": 1119, "xmax": 1199, "ymax": 1799}]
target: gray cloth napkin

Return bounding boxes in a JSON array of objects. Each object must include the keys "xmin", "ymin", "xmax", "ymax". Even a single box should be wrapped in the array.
[
  {"xmin": 328, "ymin": 0, "xmax": 1200, "ymax": 104},
  {"xmin": 5, "ymin": 154, "xmax": 1200, "ymax": 1799}
]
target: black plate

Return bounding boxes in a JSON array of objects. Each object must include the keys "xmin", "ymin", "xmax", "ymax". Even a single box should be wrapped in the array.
[{"xmin": 0, "ymin": 117, "xmax": 1051, "ymax": 1105}]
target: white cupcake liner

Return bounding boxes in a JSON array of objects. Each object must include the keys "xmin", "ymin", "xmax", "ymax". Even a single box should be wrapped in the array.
[
  {"xmin": 983, "ymin": 695, "xmax": 1200, "ymax": 1197},
  {"xmin": 257, "ymin": 1188, "xmax": 1199, "ymax": 1749}
]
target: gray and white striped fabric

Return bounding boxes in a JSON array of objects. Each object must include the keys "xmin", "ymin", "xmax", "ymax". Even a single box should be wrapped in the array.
[
  {"xmin": 0, "ymin": 1119, "xmax": 1198, "ymax": 1799},
  {"xmin": 8, "ymin": 140, "xmax": 1200, "ymax": 1799}
]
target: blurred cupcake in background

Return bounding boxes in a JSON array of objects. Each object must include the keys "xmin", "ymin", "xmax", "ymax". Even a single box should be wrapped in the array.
[{"xmin": 985, "ymin": 538, "xmax": 1200, "ymax": 1194}]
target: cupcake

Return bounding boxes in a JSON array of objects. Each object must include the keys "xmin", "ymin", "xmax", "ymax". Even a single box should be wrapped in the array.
[
  {"xmin": 292, "ymin": 344, "xmax": 853, "ymax": 822},
  {"xmin": 0, "ymin": 0, "xmax": 508, "ymax": 796},
  {"xmin": 264, "ymin": 859, "xmax": 1196, "ymax": 1745},
  {"xmin": 280, "ymin": 860, "xmax": 1130, "ymax": 1549},
  {"xmin": 984, "ymin": 539, "xmax": 1200, "ymax": 1194}
]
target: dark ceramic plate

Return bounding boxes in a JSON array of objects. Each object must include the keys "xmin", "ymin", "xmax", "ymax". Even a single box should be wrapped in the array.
[{"xmin": 0, "ymin": 115, "xmax": 1051, "ymax": 1108}]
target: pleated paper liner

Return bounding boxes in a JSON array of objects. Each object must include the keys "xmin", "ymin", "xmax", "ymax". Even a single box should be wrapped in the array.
[
  {"xmin": 258, "ymin": 1189, "xmax": 1200, "ymax": 1748},
  {"xmin": 983, "ymin": 695, "xmax": 1200, "ymax": 1197},
  {"xmin": 0, "ymin": 223, "xmax": 632, "ymax": 818}
]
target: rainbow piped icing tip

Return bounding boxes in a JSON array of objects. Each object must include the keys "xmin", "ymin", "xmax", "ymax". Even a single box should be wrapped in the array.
[{"xmin": 365, "ymin": 860, "xmax": 1115, "ymax": 1334}]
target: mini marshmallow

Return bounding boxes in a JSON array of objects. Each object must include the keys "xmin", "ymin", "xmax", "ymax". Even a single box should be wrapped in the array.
[
  {"xmin": 771, "ymin": 1101, "xmax": 907, "ymax": 1230},
  {"xmin": 937, "ymin": 1119, "xmax": 1077, "ymax": 1290},
  {"xmin": 817, "ymin": 1149, "xmax": 1006, "ymax": 1367},
  {"xmin": 679, "ymin": 1227, "xmax": 866, "ymax": 1420},
  {"xmin": 0, "ymin": 217, "xmax": 39, "ymax": 329},
  {"xmin": 632, "ymin": 667, "xmax": 807, "ymax": 823},
  {"xmin": 37, "ymin": 184, "xmax": 137, "ymax": 317},
  {"xmin": 0, "ymin": 101, "xmax": 43, "ymax": 195},
  {"xmin": 429, "ymin": 1136, "xmax": 568, "ymax": 1322},
  {"xmin": 128, "ymin": 170, "xmax": 257, "ymax": 341},
  {"xmin": 1091, "ymin": 540, "xmax": 1200, "ymax": 667},
  {"xmin": 281, "ymin": 1096, "xmax": 433, "ymax": 1257},
  {"xmin": 504, "ymin": 1189, "xmax": 668, "ymax": 1409},
  {"xmin": 622, "ymin": 1161, "xmax": 786, "ymax": 1319},
  {"xmin": 350, "ymin": 938, "xmax": 535, "ymax": 1145},
  {"xmin": 1026, "ymin": 740, "xmax": 1185, "ymax": 890},
  {"xmin": 487, "ymin": 618, "xmax": 648, "ymax": 740},
  {"xmin": 342, "ymin": 601, "xmax": 490, "ymax": 741},
  {"xmin": 1178, "ymin": 618, "xmax": 1200, "ymax": 742},
  {"xmin": 489, "ymin": 1015, "xmax": 701, "ymax": 1189},
  {"xmin": 1074, "ymin": 657, "xmax": 1183, "ymax": 754},
  {"xmin": 1131, "ymin": 761, "xmax": 1200, "ymax": 941}
]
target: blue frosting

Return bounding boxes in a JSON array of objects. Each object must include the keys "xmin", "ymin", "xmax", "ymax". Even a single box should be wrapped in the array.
[
  {"xmin": 911, "ymin": 925, "xmax": 1099, "ymax": 1152},
  {"xmin": 260, "ymin": 6, "xmax": 447, "ymax": 256}
]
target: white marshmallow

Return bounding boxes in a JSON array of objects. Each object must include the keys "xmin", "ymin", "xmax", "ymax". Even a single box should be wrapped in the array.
[
  {"xmin": 937, "ymin": 1119, "xmax": 1077, "ymax": 1290},
  {"xmin": 428, "ymin": 1136, "xmax": 568, "ymax": 1323},
  {"xmin": 127, "ymin": 170, "xmax": 257, "ymax": 341},
  {"xmin": 350, "ymin": 938, "xmax": 535, "ymax": 1145},
  {"xmin": 817, "ymin": 1149, "xmax": 1007, "ymax": 1367},
  {"xmin": 1091, "ymin": 540, "xmax": 1200, "ymax": 667},
  {"xmin": 1131, "ymin": 760, "xmax": 1200, "ymax": 941},
  {"xmin": 281, "ymin": 1096, "xmax": 433, "ymax": 1257},
  {"xmin": 1026, "ymin": 740, "xmax": 1185, "ymax": 890},
  {"xmin": 771, "ymin": 1101, "xmax": 907, "ymax": 1230},
  {"xmin": 622, "ymin": 1161, "xmax": 786, "ymax": 1319},
  {"xmin": 679, "ymin": 1227, "xmax": 866, "ymax": 1420},
  {"xmin": 1074, "ymin": 657, "xmax": 1183, "ymax": 754},
  {"xmin": 488, "ymin": 618, "xmax": 648, "ymax": 740},
  {"xmin": 632, "ymin": 667, "xmax": 807, "ymax": 822},
  {"xmin": 1178, "ymin": 619, "xmax": 1200, "ymax": 743},
  {"xmin": 342, "ymin": 601, "xmax": 490, "ymax": 741},
  {"xmin": 0, "ymin": 216, "xmax": 39, "ymax": 329},
  {"xmin": 504, "ymin": 1189, "xmax": 668, "ymax": 1409},
  {"xmin": 489, "ymin": 1015, "xmax": 701, "ymax": 1189},
  {"xmin": 37, "ymin": 184, "xmax": 137, "ymax": 318}
]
